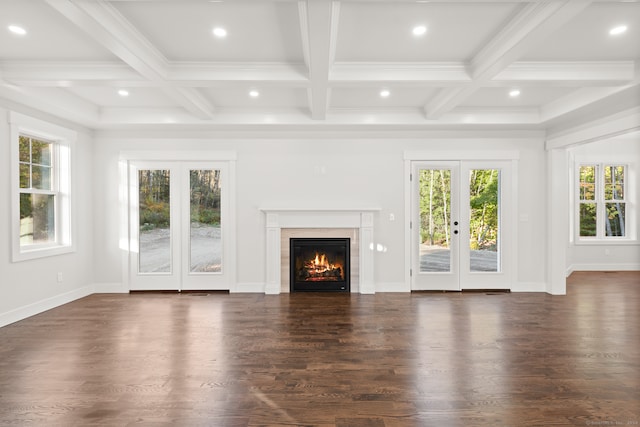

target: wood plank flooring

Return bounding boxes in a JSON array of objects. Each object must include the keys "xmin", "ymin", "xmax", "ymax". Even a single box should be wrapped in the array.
[{"xmin": 1, "ymin": 271, "xmax": 638, "ymax": 426}]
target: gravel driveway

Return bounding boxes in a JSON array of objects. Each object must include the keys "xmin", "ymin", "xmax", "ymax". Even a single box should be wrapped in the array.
[{"xmin": 139, "ymin": 223, "xmax": 221, "ymax": 273}]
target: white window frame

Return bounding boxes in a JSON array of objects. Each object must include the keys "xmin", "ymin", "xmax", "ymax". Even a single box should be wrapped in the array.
[
  {"xmin": 10, "ymin": 112, "xmax": 76, "ymax": 261},
  {"xmin": 574, "ymin": 160, "xmax": 635, "ymax": 243}
]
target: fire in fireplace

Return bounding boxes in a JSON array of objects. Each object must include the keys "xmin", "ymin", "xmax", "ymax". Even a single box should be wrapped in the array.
[{"xmin": 290, "ymin": 238, "xmax": 350, "ymax": 292}]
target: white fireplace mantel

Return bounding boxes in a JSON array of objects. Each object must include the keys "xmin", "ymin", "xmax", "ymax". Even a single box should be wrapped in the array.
[{"xmin": 260, "ymin": 207, "xmax": 380, "ymax": 294}]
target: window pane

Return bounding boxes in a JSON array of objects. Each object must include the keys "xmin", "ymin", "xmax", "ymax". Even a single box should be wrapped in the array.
[
  {"xmin": 579, "ymin": 203, "xmax": 597, "ymax": 237},
  {"xmin": 19, "ymin": 136, "xmax": 30, "ymax": 162},
  {"xmin": 469, "ymin": 169, "xmax": 499, "ymax": 272},
  {"xmin": 604, "ymin": 165, "xmax": 624, "ymax": 200},
  {"xmin": 31, "ymin": 165, "xmax": 52, "ymax": 190},
  {"xmin": 419, "ymin": 169, "xmax": 451, "ymax": 272},
  {"xmin": 190, "ymin": 169, "xmax": 222, "ymax": 273},
  {"xmin": 579, "ymin": 166, "xmax": 596, "ymax": 201},
  {"xmin": 19, "ymin": 164, "xmax": 30, "ymax": 188},
  {"xmin": 31, "ymin": 139, "xmax": 52, "ymax": 166},
  {"xmin": 138, "ymin": 170, "xmax": 171, "ymax": 273},
  {"xmin": 20, "ymin": 193, "xmax": 55, "ymax": 246},
  {"xmin": 605, "ymin": 203, "xmax": 625, "ymax": 237}
]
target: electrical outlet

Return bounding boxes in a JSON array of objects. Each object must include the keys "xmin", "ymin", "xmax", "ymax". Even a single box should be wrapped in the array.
[{"xmin": 57, "ymin": 272, "xmax": 63, "ymax": 283}]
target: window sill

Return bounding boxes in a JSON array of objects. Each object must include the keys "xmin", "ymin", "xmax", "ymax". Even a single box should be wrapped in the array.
[
  {"xmin": 13, "ymin": 244, "xmax": 76, "ymax": 262},
  {"xmin": 574, "ymin": 239, "xmax": 638, "ymax": 246}
]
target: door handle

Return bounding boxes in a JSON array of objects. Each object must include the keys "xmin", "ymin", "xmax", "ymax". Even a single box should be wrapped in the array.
[{"xmin": 454, "ymin": 230, "xmax": 459, "ymax": 234}]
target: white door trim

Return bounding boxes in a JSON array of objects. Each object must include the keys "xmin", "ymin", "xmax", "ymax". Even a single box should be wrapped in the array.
[
  {"xmin": 404, "ymin": 151, "xmax": 519, "ymax": 291},
  {"xmin": 119, "ymin": 151, "xmax": 236, "ymax": 292}
]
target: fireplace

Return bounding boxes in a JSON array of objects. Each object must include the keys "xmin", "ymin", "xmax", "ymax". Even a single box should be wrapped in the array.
[
  {"xmin": 261, "ymin": 208, "xmax": 377, "ymax": 294},
  {"xmin": 290, "ymin": 238, "xmax": 350, "ymax": 292}
]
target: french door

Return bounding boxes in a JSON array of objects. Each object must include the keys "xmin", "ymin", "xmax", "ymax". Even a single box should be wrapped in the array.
[
  {"xmin": 129, "ymin": 161, "xmax": 231, "ymax": 291},
  {"xmin": 411, "ymin": 160, "xmax": 513, "ymax": 291}
]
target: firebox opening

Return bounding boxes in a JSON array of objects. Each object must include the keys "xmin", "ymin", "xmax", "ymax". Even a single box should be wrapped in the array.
[{"xmin": 290, "ymin": 238, "xmax": 350, "ymax": 292}]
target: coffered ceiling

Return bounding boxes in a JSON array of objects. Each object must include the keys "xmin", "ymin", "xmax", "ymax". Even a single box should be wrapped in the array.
[{"xmin": 0, "ymin": 0, "xmax": 638, "ymax": 133}]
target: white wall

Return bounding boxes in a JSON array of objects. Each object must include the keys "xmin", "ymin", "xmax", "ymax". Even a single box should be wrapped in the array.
[
  {"xmin": 0, "ymin": 119, "xmax": 559, "ymax": 326},
  {"xmin": 567, "ymin": 135, "xmax": 640, "ymax": 272},
  {"xmin": 0, "ymin": 108, "xmax": 95, "ymax": 326},
  {"xmin": 91, "ymin": 132, "xmax": 549, "ymax": 293}
]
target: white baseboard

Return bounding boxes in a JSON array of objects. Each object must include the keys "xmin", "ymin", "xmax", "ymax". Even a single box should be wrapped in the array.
[
  {"xmin": 512, "ymin": 282, "xmax": 547, "ymax": 292},
  {"xmin": 93, "ymin": 282, "xmax": 129, "ymax": 293},
  {"xmin": 2, "ymin": 276, "xmax": 566, "ymax": 328},
  {"xmin": 0, "ymin": 285, "xmax": 94, "ymax": 328},
  {"xmin": 375, "ymin": 282, "xmax": 410, "ymax": 292},
  {"xmin": 568, "ymin": 263, "xmax": 640, "ymax": 272},
  {"xmin": 233, "ymin": 282, "xmax": 265, "ymax": 293}
]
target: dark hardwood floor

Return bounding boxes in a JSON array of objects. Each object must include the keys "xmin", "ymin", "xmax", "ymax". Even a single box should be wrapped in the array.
[{"xmin": 1, "ymin": 271, "xmax": 638, "ymax": 426}]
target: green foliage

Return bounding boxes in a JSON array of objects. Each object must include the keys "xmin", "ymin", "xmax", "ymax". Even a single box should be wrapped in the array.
[
  {"xmin": 419, "ymin": 169, "xmax": 450, "ymax": 246},
  {"xmin": 418, "ymin": 168, "xmax": 500, "ymax": 250},
  {"xmin": 469, "ymin": 169, "xmax": 498, "ymax": 251},
  {"xmin": 20, "ymin": 193, "xmax": 32, "ymax": 220},
  {"xmin": 579, "ymin": 203, "xmax": 597, "ymax": 237},
  {"xmin": 191, "ymin": 207, "xmax": 221, "ymax": 225},
  {"xmin": 139, "ymin": 197, "xmax": 170, "ymax": 229},
  {"xmin": 190, "ymin": 170, "xmax": 221, "ymax": 225},
  {"xmin": 470, "ymin": 179, "xmax": 497, "ymax": 209},
  {"xmin": 137, "ymin": 169, "xmax": 222, "ymax": 229}
]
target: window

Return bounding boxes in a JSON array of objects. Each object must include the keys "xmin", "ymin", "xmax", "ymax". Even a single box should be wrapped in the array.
[
  {"xmin": 19, "ymin": 136, "xmax": 56, "ymax": 246},
  {"xmin": 10, "ymin": 112, "xmax": 75, "ymax": 261},
  {"xmin": 578, "ymin": 164, "xmax": 627, "ymax": 239}
]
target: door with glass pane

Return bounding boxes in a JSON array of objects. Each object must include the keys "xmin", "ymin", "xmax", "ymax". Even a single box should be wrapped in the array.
[
  {"xmin": 411, "ymin": 160, "xmax": 513, "ymax": 290},
  {"xmin": 129, "ymin": 161, "xmax": 229, "ymax": 291},
  {"xmin": 411, "ymin": 162, "xmax": 460, "ymax": 290}
]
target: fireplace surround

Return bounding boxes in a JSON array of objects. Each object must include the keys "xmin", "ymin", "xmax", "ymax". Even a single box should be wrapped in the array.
[{"xmin": 260, "ymin": 208, "xmax": 378, "ymax": 294}]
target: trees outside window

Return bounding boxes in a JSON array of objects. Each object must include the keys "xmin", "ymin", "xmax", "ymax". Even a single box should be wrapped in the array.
[
  {"xmin": 19, "ymin": 136, "xmax": 56, "ymax": 247},
  {"xmin": 578, "ymin": 164, "xmax": 627, "ymax": 239},
  {"xmin": 11, "ymin": 112, "xmax": 75, "ymax": 261}
]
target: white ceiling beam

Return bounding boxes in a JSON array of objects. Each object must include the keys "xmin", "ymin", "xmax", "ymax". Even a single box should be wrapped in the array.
[
  {"xmin": 95, "ymin": 106, "xmax": 541, "ymax": 127},
  {"xmin": 424, "ymin": 0, "xmax": 594, "ymax": 119},
  {"xmin": 43, "ymin": 0, "xmax": 216, "ymax": 119},
  {"xmin": 0, "ymin": 81, "xmax": 100, "ymax": 126},
  {"xmin": 3, "ymin": 60, "xmax": 633, "ymax": 88},
  {"xmin": 301, "ymin": 0, "xmax": 339, "ymax": 120},
  {"xmin": 331, "ymin": 62, "xmax": 470, "ymax": 84},
  {"xmin": 546, "ymin": 105, "xmax": 640, "ymax": 150},
  {"xmin": 540, "ymin": 86, "xmax": 637, "ymax": 123},
  {"xmin": 541, "ymin": 60, "xmax": 640, "ymax": 124},
  {"xmin": 0, "ymin": 62, "xmax": 144, "ymax": 87},
  {"xmin": 0, "ymin": 61, "xmax": 308, "ymax": 87},
  {"xmin": 494, "ymin": 61, "xmax": 635, "ymax": 86},
  {"xmin": 167, "ymin": 63, "xmax": 309, "ymax": 85}
]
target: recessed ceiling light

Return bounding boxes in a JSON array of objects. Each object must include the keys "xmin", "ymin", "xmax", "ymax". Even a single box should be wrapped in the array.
[
  {"xmin": 118, "ymin": 89, "xmax": 129, "ymax": 97},
  {"xmin": 412, "ymin": 25, "xmax": 427, "ymax": 36},
  {"xmin": 249, "ymin": 90, "xmax": 260, "ymax": 98},
  {"xmin": 609, "ymin": 25, "xmax": 628, "ymax": 36},
  {"xmin": 380, "ymin": 89, "xmax": 391, "ymax": 98},
  {"xmin": 509, "ymin": 89, "xmax": 521, "ymax": 98},
  {"xmin": 8, "ymin": 25, "xmax": 26, "ymax": 36},
  {"xmin": 212, "ymin": 27, "xmax": 227, "ymax": 38}
]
